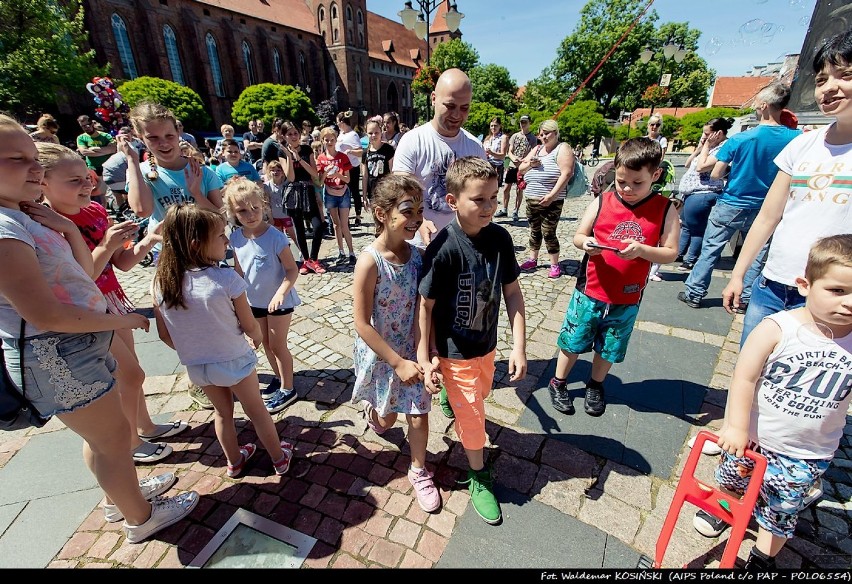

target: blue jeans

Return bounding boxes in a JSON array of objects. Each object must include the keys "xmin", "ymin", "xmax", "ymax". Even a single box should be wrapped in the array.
[
  {"xmin": 683, "ymin": 201, "xmax": 766, "ymax": 301},
  {"xmin": 740, "ymin": 275, "xmax": 806, "ymax": 346},
  {"xmin": 678, "ymin": 191, "xmax": 719, "ymax": 264}
]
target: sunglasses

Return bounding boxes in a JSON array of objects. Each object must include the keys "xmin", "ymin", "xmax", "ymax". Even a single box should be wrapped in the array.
[{"xmin": 649, "ymin": 123, "xmax": 660, "ymax": 127}]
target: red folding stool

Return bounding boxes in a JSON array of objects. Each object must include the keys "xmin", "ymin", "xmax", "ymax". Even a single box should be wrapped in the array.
[{"xmin": 640, "ymin": 430, "xmax": 767, "ymax": 569}]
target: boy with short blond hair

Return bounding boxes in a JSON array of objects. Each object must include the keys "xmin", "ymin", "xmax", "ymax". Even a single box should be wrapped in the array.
[
  {"xmin": 418, "ymin": 156, "xmax": 527, "ymax": 525},
  {"xmin": 693, "ymin": 234, "xmax": 852, "ymax": 570},
  {"xmin": 549, "ymin": 137, "xmax": 681, "ymax": 416}
]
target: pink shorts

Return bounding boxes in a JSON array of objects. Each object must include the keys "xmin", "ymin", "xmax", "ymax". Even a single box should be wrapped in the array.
[{"xmin": 437, "ymin": 350, "xmax": 496, "ymax": 450}]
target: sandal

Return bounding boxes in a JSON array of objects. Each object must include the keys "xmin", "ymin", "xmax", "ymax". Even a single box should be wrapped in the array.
[
  {"xmin": 227, "ymin": 443, "xmax": 257, "ymax": 478},
  {"xmin": 363, "ymin": 402, "xmax": 387, "ymax": 435},
  {"xmin": 273, "ymin": 441, "xmax": 294, "ymax": 476},
  {"xmin": 132, "ymin": 441, "xmax": 173, "ymax": 464},
  {"xmin": 139, "ymin": 421, "xmax": 189, "ymax": 441}
]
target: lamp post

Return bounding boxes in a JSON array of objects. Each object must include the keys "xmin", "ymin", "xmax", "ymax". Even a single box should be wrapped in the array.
[
  {"xmin": 640, "ymin": 39, "xmax": 688, "ymax": 117},
  {"xmin": 398, "ymin": 1, "xmax": 464, "ymax": 119}
]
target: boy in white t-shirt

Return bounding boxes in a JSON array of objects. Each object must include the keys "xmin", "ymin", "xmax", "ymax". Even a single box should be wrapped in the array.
[
  {"xmin": 693, "ymin": 235, "xmax": 852, "ymax": 570},
  {"xmin": 722, "ymin": 29, "xmax": 852, "ymax": 344}
]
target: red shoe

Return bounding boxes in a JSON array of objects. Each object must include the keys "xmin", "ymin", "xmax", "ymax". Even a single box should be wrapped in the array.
[
  {"xmin": 299, "ymin": 263, "xmax": 310, "ymax": 275},
  {"xmin": 312, "ymin": 260, "xmax": 327, "ymax": 274}
]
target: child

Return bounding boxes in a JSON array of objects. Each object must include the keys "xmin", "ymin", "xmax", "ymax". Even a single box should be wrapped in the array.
[
  {"xmin": 0, "ymin": 114, "xmax": 197, "ymax": 543},
  {"xmin": 36, "ymin": 143, "xmax": 188, "ymax": 469},
  {"xmin": 418, "ymin": 157, "xmax": 527, "ymax": 525},
  {"xmin": 351, "ymin": 174, "xmax": 440, "ymax": 512},
  {"xmin": 361, "ymin": 119, "xmax": 395, "ymax": 212},
  {"xmin": 315, "ymin": 127, "xmax": 355, "ymax": 266},
  {"xmin": 262, "ymin": 159, "xmax": 298, "ymax": 246},
  {"xmin": 152, "ymin": 204, "xmax": 293, "ymax": 478},
  {"xmin": 722, "ymin": 29, "xmax": 852, "ymax": 344},
  {"xmin": 123, "ymin": 102, "xmax": 224, "ymax": 409},
  {"xmin": 548, "ymin": 138, "xmax": 680, "ymax": 417},
  {"xmin": 692, "ymin": 235, "xmax": 852, "ymax": 570},
  {"xmin": 215, "ymin": 138, "xmax": 261, "ymax": 185},
  {"xmin": 222, "ymin": 178, "xmax": 301, "ymax": 414}
]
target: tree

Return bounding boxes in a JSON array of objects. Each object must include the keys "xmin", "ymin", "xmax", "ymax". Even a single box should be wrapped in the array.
[
  {"xmin": 0, "ymin": 0, "xmax": 104, "ymax": 117},
  {"xmin": 679, "ymin": 107, "xmax": 749, "ymax": 145},
  {"xmin": 428, "ymin": 39, "xmax": 479, "ymax": 73},
  {"xmin": 555, "ymin": 100, "xmax": 611, "ymax": 149},
  {"xmin": 231, "ymin": 83, "xmax": 314, "ymax": 130},
  {"xmin": 118, "ymin": 77, "xmax": 211, "ymax": 130},
  {"xmin": 469, "ymin": 64, "xmax": 518, "ymax": 115},
  {"xmin": 465, "ymin": 102, "xmax": 505, "ymax": 139}
]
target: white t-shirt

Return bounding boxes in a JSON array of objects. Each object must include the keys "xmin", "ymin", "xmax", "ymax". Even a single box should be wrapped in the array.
[
  {"xmin": 763, "ymin": 124, "xmax": 852, "ymax": 286},
  {"xmin": 0, "ymin": 209, "xmax": 108, "ymax": 338},
  {"xmin": 751, "ymin": 310, "xmax": 852, "ymax": 459},
  {"xmin": 336, "ymin": 130, "xmax": 362, "ymax": 169},
  {"xmin": 393, "ymin": 122, "xmax": 485, "ymax": 242},
  {"xmin": 153, "ymin": 267, "xmax": 252, "ymax": 366},
  {"xmin": 229, "ymin": 226, "xmax": 301, "ymax": 310}
]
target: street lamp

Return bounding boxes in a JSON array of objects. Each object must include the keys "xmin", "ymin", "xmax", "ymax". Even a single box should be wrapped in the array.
[
  {"xmin": 640, "ymin": 39, "xmax": 688, "ymax": 116},
  {"xmin": 398, "ymin": 1, "xmax": 464, "ymax": 118}
]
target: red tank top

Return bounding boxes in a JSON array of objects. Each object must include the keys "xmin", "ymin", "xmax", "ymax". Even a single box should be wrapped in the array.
[{"xmin": 576, "ymin": 191, "xmax": 671, "ymax": 305}]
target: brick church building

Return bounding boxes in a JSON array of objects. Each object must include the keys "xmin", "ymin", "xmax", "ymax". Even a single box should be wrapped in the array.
[{"xmin": 79, "ymin": 0, "xmax": 462, "ymax": 129}]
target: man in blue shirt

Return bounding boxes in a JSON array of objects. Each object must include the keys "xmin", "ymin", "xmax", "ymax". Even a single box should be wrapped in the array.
[{"xmin": 678, "ymin": 82, "xmax": 801, "ymax": 310}]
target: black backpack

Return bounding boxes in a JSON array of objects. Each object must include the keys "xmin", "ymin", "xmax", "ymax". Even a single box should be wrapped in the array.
[
  {"xmin": 0, "ymin": 321, "xmax": 49, "ymax": 431},
  {"xmin": 590, "ymin": 160, "xmax": 616, "ymax": 198}
]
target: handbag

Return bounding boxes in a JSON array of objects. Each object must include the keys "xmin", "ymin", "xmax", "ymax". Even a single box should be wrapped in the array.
[
  {"xmin": 282, "ymin": 181, "xmax": 312, "ymax": 211},
  {"xmin": 0, "ymin": 320, "xmax": 49, "ymax": 431}
]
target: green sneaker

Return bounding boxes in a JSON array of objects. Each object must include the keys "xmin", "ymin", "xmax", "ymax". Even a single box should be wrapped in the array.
[
  {"xmin": 459, "ymin": 466, "xmax": 501, "ymax": 525},
  {"xmin": 189, "ymin": 385, "xmax": 214, "ymax": 410},
  {"xmin": 439, "ymin": 384, "xmax": 455, "ymax": 419}
]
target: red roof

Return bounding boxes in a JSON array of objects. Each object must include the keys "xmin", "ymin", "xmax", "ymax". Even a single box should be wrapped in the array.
[
  {"xmin": 192, "ymin": 0, "xmax": 317, "ymax": 33},
  {"xmin": 709, "ymin": 76, "xmax": 775, "ymax": 108},
  {"xmin": 627, "ymin": 107, "xmax": 705, "ymax": 127},
  {"xmin": 367, "ymin": 11, "xmax": 427, "ymax": 69},
  {"xmin": 429, "ymin": 0, "xmax": 452, "ymax": 34}
]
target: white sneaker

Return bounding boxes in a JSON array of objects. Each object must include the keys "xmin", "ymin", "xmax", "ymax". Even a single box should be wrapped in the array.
[
  {"xmin": 104, "ymin": 472, "xmax": 178, "ymax": 523},
  {"xmin": 123, "ymin": 491, "xmax": 199, "ymax": 543},
  {"xmin": 688, "ymin": 435, "xmax": 723, "ymax": 455}
]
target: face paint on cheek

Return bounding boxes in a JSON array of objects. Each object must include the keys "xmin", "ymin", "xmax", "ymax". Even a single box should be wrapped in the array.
[{"xmin": 397, "ymin": 200, "xmax": 415, "ymax": 213}]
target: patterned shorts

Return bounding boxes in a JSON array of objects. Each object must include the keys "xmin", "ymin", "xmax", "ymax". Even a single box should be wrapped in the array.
[
  {"xmin": 556, "ymin": 289, "xmax": 639, "ymax": 363},
  {"xmin": 715, "ymin": 448, "xmax": 830, "ymax": 538}
]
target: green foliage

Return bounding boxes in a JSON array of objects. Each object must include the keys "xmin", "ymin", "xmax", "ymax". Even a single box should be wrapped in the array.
[
  {"xmin": 555, "ymin": 100, "xmax": 611, "ymax": 149},
  {"xmin": 465, "ymin": 102, "xmax": 505, "ymax": 139},
  {"xmin": 0, "ymin": 0, "xmax": 104, "ymax": 117},
  {"xmin": 413, "ymin": 93, "xmax": 429, "ymax": 125},
  {"xmin": 469, "ymin": 64, "xmax": 519, "ymax": 115},
  {"xmin": 118, "ymin": 77, "xmax": 210, "ymax": 130},
  {"xmin": 679, "ymin": 107, "xmax": 749, "ymax": 144},
  {"xmin": 231, "ymin": 83, "xmax": 314, "ymax": 130},
  {"xmin": 429, "ymin": 39, "xmax": 479, "ymax": 73}
]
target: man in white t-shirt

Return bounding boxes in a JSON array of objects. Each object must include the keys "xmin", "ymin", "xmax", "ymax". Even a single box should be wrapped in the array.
[{"xmin": 394, "ymin": 68, "xmax": 486, "ymax": 247}]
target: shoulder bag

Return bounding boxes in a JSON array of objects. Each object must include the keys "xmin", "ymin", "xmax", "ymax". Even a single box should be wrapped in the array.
[{"xmin": 1, "ymin": 320, "xmax": 49, "ymax": 431}]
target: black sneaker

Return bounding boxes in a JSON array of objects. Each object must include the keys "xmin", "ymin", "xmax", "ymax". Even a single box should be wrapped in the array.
[
  {"xmin": 348, "ymin": 254, "xmax": 357, "ymax": 266},
  {"xmin": 548, "ymin": 378, "xmax": 575, "ymax": 414},
  {"xmin": 692, "ymin": 509, "xmax": 728, "ymax": 538},
  {"xmin": 676, "ymin": 262, "xmax": 694, "ymax": 272},
  {"xmin": 743, "ymin": 548, "xmax": 777, "ymax": 571},
  {"xmin": 677, "ymin": 291, "xmax": 701, "ymax": 309},
  {"xmin": 335, "ymin": 252, "xmax": 347, "ymax": 265},
  {"xmin": 584, "ymin": 384, "xmax": 606, "ymax": 416},
  {"xmin": 732, "ymin": 303, "xmax": 749, "ymax": 315}
]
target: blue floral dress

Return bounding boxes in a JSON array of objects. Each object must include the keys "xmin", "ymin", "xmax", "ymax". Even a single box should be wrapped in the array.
[{"xmin": 351, "ymin": 244, "xmax": 430, "ymax": 415}]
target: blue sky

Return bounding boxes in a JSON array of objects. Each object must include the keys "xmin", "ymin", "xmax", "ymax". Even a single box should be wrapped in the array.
[{"xmin": 370, "ymin": 0, "xmax": 817, "ymax": 86}]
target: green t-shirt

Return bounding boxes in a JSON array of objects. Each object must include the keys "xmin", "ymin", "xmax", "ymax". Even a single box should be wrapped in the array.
[{"xmin": 76, "ymin": 132, "xmax": 115, "ymax": 173}]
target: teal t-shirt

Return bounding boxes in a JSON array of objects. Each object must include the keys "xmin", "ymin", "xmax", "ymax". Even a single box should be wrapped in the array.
[
  {"xmin": 216, "ymin": 160, "xmax": 260, "ymax": 183},
  {"xmin": 137, "ymin": 160, "xmax": 224, "ymax": 227}
]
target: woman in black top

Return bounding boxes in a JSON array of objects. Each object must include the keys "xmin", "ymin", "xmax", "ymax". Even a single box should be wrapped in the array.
[{"xmin": 362, "ymin": 119, "xmax": 395, "ymax": 211}]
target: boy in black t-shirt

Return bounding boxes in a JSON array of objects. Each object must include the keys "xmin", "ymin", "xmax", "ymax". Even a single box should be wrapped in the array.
[{"xmin": 418, "ymin": 157, "xmax": 527, "ymax": 525}]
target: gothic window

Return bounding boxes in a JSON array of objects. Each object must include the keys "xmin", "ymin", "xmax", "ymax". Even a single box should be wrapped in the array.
[
  {"xmin": 273, "ymin": 48, "xmax": 283, "ymax": 84},
  {"xmin": 163, "ymin": 25, "xmax": 184, "ymax": 85},
  {"xmin": 242, "ymin": 41, "xmax": 256, "ymax": 86},
  {"xmin": 111, "ymin": 14, "xmax": 138, "ymax": 79},
  {"xmin": 206, "ymin": 33, "xmax": 225, "ymax": 97}
]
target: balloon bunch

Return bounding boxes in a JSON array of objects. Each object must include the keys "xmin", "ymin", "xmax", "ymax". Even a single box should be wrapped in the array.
[{"xmin": 86, "ymin": 76, "xmax": 130, "ymax": 135}]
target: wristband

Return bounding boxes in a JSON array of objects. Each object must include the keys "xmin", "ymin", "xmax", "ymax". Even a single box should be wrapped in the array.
[{"xmin": 429, "ymin": 350, "xmax": 439, "ymax": 358}]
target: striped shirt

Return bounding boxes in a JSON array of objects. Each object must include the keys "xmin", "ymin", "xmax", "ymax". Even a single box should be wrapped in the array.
[{"xmin": 522, "ymin": 143, "xmax": 568, "ymax": 201}]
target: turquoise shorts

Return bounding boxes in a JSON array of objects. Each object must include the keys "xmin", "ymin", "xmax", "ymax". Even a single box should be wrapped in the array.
[{"xmin": 556, "ymin": 290, "xmax": 639, "ymax": 364}]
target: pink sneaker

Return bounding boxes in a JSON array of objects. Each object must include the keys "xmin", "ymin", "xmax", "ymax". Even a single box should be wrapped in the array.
[
  {"xmin": 408, "ymin": 466, "xmax": 441, "ymax": 512},
  {"xmin": 520, "ymin": 258, "xmax": 537, "ymax": 271},
  {"xmin": 548, "ymin": 264, "xmax": 561, "ymax": 278}
]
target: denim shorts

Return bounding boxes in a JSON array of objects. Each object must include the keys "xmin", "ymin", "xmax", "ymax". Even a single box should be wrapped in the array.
[
  {"xmin": 715, "ymin": 448, "xmax": 830, "ymax": 538},
  {"xmin": 556, "ymin": 289, "xmax": 639, "ymax": 363},
  {"xmin": 324, "ymin": 187, "xmax": 352, "ymax": 209},
  {"xmin": 2, "ymin": 331, "xmax": 116, "ymax": 417},
  {"xmin": 185, "ymin": 349, "xmax": 257, "ymax": 388}
]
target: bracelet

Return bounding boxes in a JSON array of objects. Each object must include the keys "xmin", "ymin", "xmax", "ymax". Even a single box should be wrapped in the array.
[{"xmin": 429, "ymin": 350, "xmax": 439, "ymax": 358}]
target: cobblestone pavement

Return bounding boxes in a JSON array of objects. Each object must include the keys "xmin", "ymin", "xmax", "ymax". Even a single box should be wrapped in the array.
[{"xmin": 1, "ymin": 182, "xmax": 849, "ymax": 569}]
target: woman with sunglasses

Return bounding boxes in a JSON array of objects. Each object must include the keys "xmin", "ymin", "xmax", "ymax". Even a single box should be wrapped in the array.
[{"xmin": 29, "ymin": 114, "xmax": 60, "ymax": 144}]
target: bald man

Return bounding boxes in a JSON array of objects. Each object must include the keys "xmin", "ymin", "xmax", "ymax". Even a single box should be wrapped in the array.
[{"xmin": 394, "ymin": 68, "xmax": 486, "ymax": 247}]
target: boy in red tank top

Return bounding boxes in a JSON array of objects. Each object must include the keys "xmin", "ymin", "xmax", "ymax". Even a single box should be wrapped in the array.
[{"xmin": 549, "ymin": 138, "xmax": 681, "ymax": 416}]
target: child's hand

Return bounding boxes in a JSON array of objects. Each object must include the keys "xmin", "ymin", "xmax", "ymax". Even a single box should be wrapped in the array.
[
  {"xmin": 582, "ymin": 238, "xmax": 605, "ymax": 256},
  {"xmin": 616, "ymin": 239, "xmax": 644, "ymax": 260},
  {"xmin": 247, "ymin": 329, "xmax": 263, "ymax": 349},
  {"xmin": 123, "ymin": 313, "xmax": 150, "ymax": 332},
  {"xmin": 19, "ymin": 202, "xmax": 77, "ymax": 235},
  {"xmin": 507, "ymin": 348, "xmax": 527, "ymax": 382},
  {"xmin": 268, "ymin": 292, "xmax": 286, "ymax": 313},
  {"xmin": 184, "ymin": 157, "xmax": 203, "ymax": 195},
  {"xmin": 103, "ymin": 220, "xmax": 139, "ymax": 251},
  {"xmin": 717, "ymin": 426, "xmax": 749, "ymax": 458},
  {"xmin": 421, "ymin": 357, "xmax": 443, "ymax": 394},
  {"xmin": 116, "ymin": 135, "xmax": 139, "ymax": 162},
  {"xmin": 394, "ymin": 359, "xmax": 424, "ymax": 385}
]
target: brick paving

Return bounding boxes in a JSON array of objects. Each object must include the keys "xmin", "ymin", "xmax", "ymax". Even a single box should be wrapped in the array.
[{"xmin": 1, "ymin": 180, "xmax": 850, "ymax": 569}]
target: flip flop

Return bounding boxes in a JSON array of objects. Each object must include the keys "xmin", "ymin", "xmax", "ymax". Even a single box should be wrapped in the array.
[
  {"xmin": 132, "ymin": 441, "xmax": 173, "ymax": 464},
  {"xmin": 139, "ymin": 421, "xmax": 189, "ymax": 440}
]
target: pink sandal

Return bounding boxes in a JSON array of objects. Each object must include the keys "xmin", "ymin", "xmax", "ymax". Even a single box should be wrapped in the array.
[
  {"xmin": 227, "ymin": 443, "xmax": 257, "ymax": 478},
  {"xmin": 273, "ymin": 441, "xmax": 294, "ymax": 475}
]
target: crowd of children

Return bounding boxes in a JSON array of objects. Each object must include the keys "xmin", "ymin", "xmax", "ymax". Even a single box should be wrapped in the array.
[{"xmin": 1, "ymin": 29, "xmax": 850, "ymax": 567}]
